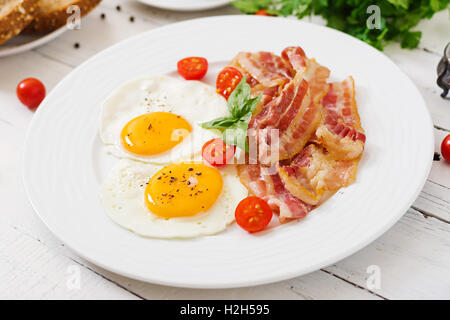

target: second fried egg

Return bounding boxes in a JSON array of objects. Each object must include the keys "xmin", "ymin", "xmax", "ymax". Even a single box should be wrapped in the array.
[{"xmin": 101, "ymin": 159, "xmax": 248, "ymax": 238}]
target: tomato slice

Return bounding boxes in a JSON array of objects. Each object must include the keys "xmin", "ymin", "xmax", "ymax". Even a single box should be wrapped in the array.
[
  {"xmin": 255, "ymin": 9, "xmax": 273, "ymax": 16},
  {"xmin": 177, "ymin": 57, "xmax": 208, "ymax": 80},
  {"xmin": 202, "ymin": 138, "xmax": 236, "ymax": 166},
  {"xmin": 16, "ymin": 78, "xmax": 46, "ymax": 110},
  {"xmin": 235, "ymin": 196, "xmax": 273, "ymax": 233},
  {"xmin": 216, "ymin": 67, "xmax": 243, "ymax": 100},
  {"xmin": 441, "ymin": 134, "xmax": 450, "ymax": 162}
]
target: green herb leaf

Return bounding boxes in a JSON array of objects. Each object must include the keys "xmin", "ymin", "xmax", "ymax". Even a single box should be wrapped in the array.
[
  {"xmin": 199, "ymin": 77, "xmax": 261, "ymax": 151},
  {"xmin": 223, "ymin": 121, "xmax": 250, "ymax": 152},
  {"xmin": 228, "ymin": 76, "xmax": 252, "ymax": 117},
  {"xmin": 400, "ymin": 31, "xmax": 422, "ymax": 49},
  {"xmin": 200, "ymin": 116, "xmax": 238, "ymax": 129},
  {"xmin": 231, "ymin": 0, "xmax": 449, "ymax": 50}
]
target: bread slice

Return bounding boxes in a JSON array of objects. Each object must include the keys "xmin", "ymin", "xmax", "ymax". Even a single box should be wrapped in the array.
[
  {"xmin": 0, "ymin": 0, "xmax": 40, "ymax": 45},
  {"xmin": 26, "ymin": 0, "xmax": 101, "ymax": 33}
]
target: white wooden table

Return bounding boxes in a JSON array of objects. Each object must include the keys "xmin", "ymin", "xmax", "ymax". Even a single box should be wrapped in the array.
[{"xmin": 0, "ymin": 0, "xmax": 449, "ymax": 300}]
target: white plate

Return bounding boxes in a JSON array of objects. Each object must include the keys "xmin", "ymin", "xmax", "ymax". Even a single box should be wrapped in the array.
[
  {"xmin": 0, "ymin": 27, "xmax": 67, "ymax": 58},
  {"xmin": 23, "ymin": 16, "xmax": 434, "ymax": 288},
  {"xmin": 137, "ymin": 0, "xmax": 232, "ymax": 11}
]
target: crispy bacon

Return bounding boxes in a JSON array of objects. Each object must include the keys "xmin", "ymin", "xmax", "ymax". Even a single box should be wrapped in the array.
[
  {"xmin": 316, "ymin": 77, "xmax": 366, "ymax": 160},
  {"xmin": 282, "ymin": 46, "xmax": 330, "ymax": 104},
  {"xmin": 231, "ymin": 51, "xmax": 294, "ymax": 88},
  {"xmin": 228, "ymin": 51, "xmax": 295, "ymax": 112},
  {"xmin": 278, "ymin": 144, "xmax": 358, "ymax": 205},
  {"xmin": 249, "ymin": 57, "xmax": 330, "ymax": 163},
  {"xmin": 233, "ymin": 46, "xmax": 365, "ymax": 224},
  {"xmin": 237, "ymin": 164, "xmax": 313, "ymax": 222},
  {"xmin": 282, "ymin": 46, "xmax": 307, "ymax": 72}
]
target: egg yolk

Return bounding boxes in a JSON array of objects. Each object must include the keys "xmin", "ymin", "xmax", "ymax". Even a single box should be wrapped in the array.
[
  {"xmin": 121, "ymin": 112, "xmax": 192, "ymax": 156},
  {"xmin": 145, "ymin": 162, "xmax": 223, "ymax": 218}
]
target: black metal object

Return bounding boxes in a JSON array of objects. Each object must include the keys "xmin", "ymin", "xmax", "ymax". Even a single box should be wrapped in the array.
[{"xmin": 437, "ymin": 42, "xmax": 450, "ymax": 98}]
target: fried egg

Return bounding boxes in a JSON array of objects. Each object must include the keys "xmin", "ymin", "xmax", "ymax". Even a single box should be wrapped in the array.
[
  {"xmin": 100, "ymin": 75, "xmax": 228, "ymax": 164},
  {"xmin": 101, "ymin": 159, "xmax": 248, "ymax": 238}
]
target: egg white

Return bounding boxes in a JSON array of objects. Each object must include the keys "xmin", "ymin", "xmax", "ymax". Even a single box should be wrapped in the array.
[
  {"xmin": 100, "ymin": 75, "xmax": 229, "ymax": 164},
  {"xmin": 101, "ymin": 159, "xmax": 249, "ymax": 238}
]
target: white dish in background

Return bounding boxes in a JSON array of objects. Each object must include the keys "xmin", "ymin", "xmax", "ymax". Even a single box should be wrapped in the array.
[
  {"xmin": 0, "ymin": 27, "xmax": 67, "ymax": 58},
  {"xmin": 23, "ymin": 16, "xmax": 433, "ymax": 288},
  {"xmin": 137, "ymin": 0, "xmax": 232, "ymax": 11}
]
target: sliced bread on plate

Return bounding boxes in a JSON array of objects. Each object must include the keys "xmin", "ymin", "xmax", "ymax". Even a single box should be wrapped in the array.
[
  {"xmin": 0, "ymin": 0, "xmax": 40, "ymax": 45},
  {"xmin": 26, "ymin": 0, "xmax": 101, "ymax": 33}
]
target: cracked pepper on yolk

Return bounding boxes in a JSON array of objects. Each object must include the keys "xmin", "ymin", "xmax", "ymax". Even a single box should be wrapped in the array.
[
  {"xmin": 145, "ymin": 162, "xmax": 223, "ymax": 218},
  {"xmin": 120, "ymin": 112, "xmax": 192, "ymax": 155}
]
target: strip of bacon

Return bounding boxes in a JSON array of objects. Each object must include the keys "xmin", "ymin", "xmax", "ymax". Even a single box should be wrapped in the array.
[
  {"xmin": 282, "ymin": 46, "xmax": 307, "ymax": 71},
  {"xmin": 278, "ymin": 144, "xmax": 358, "ymax": 205},
  {"xmin": 228, "ymin": 51, "xmax": 294, "ymax": 112},
  {"xmin": 316, "ymin": 77, "xmax": 366, "ymax": 160},
  {"xmin": 237, "ymin": 164, "xmax": 314, "ymax": 222},
  {"xmin": 249, "ymin": 57, "xmax": 330, "ymax": 163},
  {"xmin": 231, "ymin": 51, "xmax": 294, "ymax": 88}
]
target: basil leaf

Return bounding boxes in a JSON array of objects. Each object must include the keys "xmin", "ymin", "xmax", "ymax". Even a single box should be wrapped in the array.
[
  {"xmin": 223, "ymin": 121, "xmax": 249, "ymax": 152},
  {"xmin": 199, "ymin": 75, "xmax": 261, "ymax": 151},
  {"xmin": 200, "ymin": 116, "xmax": 237, "ymax": 129},
  {"xmin": 235, "ymin": 95, "xmax": 261, "ymax": 119},
  {"xmin": 228, "ymin": 76, "xmax": 251, "ymax": 118}
]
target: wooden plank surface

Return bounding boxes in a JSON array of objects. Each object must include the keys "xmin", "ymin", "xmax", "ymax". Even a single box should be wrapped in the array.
[{"xmin": 0, "ymin": 0, "xmax": 449, "ymax": 299}]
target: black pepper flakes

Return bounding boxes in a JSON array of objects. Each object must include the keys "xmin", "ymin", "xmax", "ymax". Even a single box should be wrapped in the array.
[
  {"xmin": 129, "ymin": 16, "xmax": 135, "ymax": 23},
  {"xmin": 74, "ymin": 43, "xmax": 80, "ymax": 49},
  {"xmin": 188, "ymin": 168, "xmax": 193, "ymax": 171},
  {"xmin": 116, "ymin": 5, "xmax": 121, "ymax": 11},
  {"xmin": 195, "ymin": 172, "xmax": 202, "ymax": 176},
  {"xmin": 100, "ymin": 13, "xmax": 106, "ymax": 19}
]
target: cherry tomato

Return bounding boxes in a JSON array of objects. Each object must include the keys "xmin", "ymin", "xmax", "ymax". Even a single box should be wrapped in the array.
[
  {"xmin": 255, "ymin": 9, "xmax": 272, "ymax": 16},
  {"xmin": 16, "ymin": 78, "xmax": 46, "ymax": 110},
  {"xmin": 177, "ymin": 57, "xmax": 208, "ymax": 80},
  {"xmin": 441, "ymin": 134, "xmax": 450, "ymax": 162},
  {"xmin": 235, "ymin": 196, "xmax": 273, "ymax": 233},
  {"xmin": 202, "ymin": 138, "xmax": 236, "ymax": 166},
  {"xmin": 216, "ymin": 67, "xmax": 243, "ymax": 100}
]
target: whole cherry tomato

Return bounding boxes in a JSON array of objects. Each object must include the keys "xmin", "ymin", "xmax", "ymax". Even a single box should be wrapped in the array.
[
  {"xmin": 216, "ymin": 67, "xmax": 243, "ymax": 100},
  {"xmin": 177, "ymin": 57, "xmax": 208, "ymax": 80},
  {"xmin": 235, "ymin": 196, "xmax": 273, "ymax": 233},
  {"xmin": 441, "ymin": 134, "xmax": 450, "ymax": 162},
  {"xmin": 202, "ymin": 138, "xmax": 236, "ymax": 166},
  {"xmin": 17, "ymin": 78, "xmax": 46, "ymax": 110}
]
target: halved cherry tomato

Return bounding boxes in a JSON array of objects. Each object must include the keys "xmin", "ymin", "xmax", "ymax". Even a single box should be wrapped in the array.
[
  {"xmin": 441, "ymin": 134, "xmax": 450, "ymax": 162},
  {"xmin": 235, "ymin": 196, "xmax": 273, "ymax": 233},
  {"xmin": 177, "ymin": 57, "xmax": 208, "ymax": 80},
  {"xmin": 202, "ymin": 138, "xmax": 236, "ymax": 166},
  {"xmin": 255, "ymin": 9, "xmax": 272, "ymax": 16},
  {"xmin": 216, "ymin": 67, "xmax": 243, "ymax": 100},
  {"xmin": 16, "ymin": 78, "xmax": 46, "ymax": 110}
]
